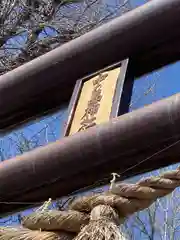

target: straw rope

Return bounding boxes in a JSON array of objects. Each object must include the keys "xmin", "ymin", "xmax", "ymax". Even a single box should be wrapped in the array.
[
  {"xmin": 0, "ymin": 227, "xmax": 75, "ymax": 240},
  {"xmin": 1, "ymin": 167, "xmax": 180, "ymax": 239},
  {"xmin": 21, "ymin": 210, "xmax": 89, "ymax": 232}
]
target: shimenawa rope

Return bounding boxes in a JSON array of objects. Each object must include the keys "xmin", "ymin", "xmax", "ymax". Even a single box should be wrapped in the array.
[{"xmin": 1, "ymin": 166, "xmax": 180, "ymax": 240}]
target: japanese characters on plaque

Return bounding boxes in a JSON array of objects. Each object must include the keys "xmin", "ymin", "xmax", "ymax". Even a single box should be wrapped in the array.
[
  {"xmin": 78, "ymin": 73, "xmax": 108, "ymax": 132},
  {"xmin": 67, "ymin": 67, "xmax": 121, "ymax": 136}
]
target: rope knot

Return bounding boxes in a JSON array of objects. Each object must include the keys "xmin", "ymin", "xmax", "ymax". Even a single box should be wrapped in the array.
[
  {"xmin": 75, "ymin": 204, "xmax": 125, "ymax": 240},
  {"xmin": 90, "ymin": 205, "xmax": 120, "ymax": 225}
]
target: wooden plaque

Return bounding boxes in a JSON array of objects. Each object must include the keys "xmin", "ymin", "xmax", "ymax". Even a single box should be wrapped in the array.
[{"xmin": 64, "ymin": 59, "xmax": 129, "ymax": 136}]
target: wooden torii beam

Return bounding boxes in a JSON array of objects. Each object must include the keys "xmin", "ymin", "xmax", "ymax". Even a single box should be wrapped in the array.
[
  {"xmin": 0, "ymin": 0, "xmax": 180, "ymax": 131},
  {"xmin": 1, "ymin": 93, "xmax": 180, "ymax": 216}
]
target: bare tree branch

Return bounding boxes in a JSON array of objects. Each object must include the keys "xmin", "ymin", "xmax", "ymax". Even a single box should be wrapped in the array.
[{"xmin": 0, "ymin": 0, "xmax": 130, "ymax": 74}]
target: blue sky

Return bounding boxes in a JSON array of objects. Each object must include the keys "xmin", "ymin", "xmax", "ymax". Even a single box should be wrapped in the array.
[
  {"xmin": 130, "ymin": 61, "xmax": 180, "ymax": 111},
  {"xmin": 131, "ymin": 0, "xmax": 148, "ymax": 8}
]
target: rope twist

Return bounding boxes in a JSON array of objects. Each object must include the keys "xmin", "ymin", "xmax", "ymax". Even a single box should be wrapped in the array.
[{"xmin": 1, "ymin": 167, "xmax": 180, "ymax": 240}]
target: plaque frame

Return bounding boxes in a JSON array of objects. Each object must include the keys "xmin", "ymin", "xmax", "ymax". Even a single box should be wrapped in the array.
[{"xmin": 63, "ymin": 59, "xmax": 132, "ymax": 136}]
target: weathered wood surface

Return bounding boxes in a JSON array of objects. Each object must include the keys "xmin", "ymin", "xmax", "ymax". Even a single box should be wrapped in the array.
[
  {"xmin": 0, "ymin": 0, "xmax": 180, "ymax": 131},
  {"xmin": 1, "ymin": 93, "xmax": 180, "ymax": 215}
]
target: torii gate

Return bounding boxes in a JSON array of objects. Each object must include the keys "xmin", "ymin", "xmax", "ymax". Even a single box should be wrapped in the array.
[{"xmin": 0, "ymin": 0, "xmax": 180, "ymax": 232}]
